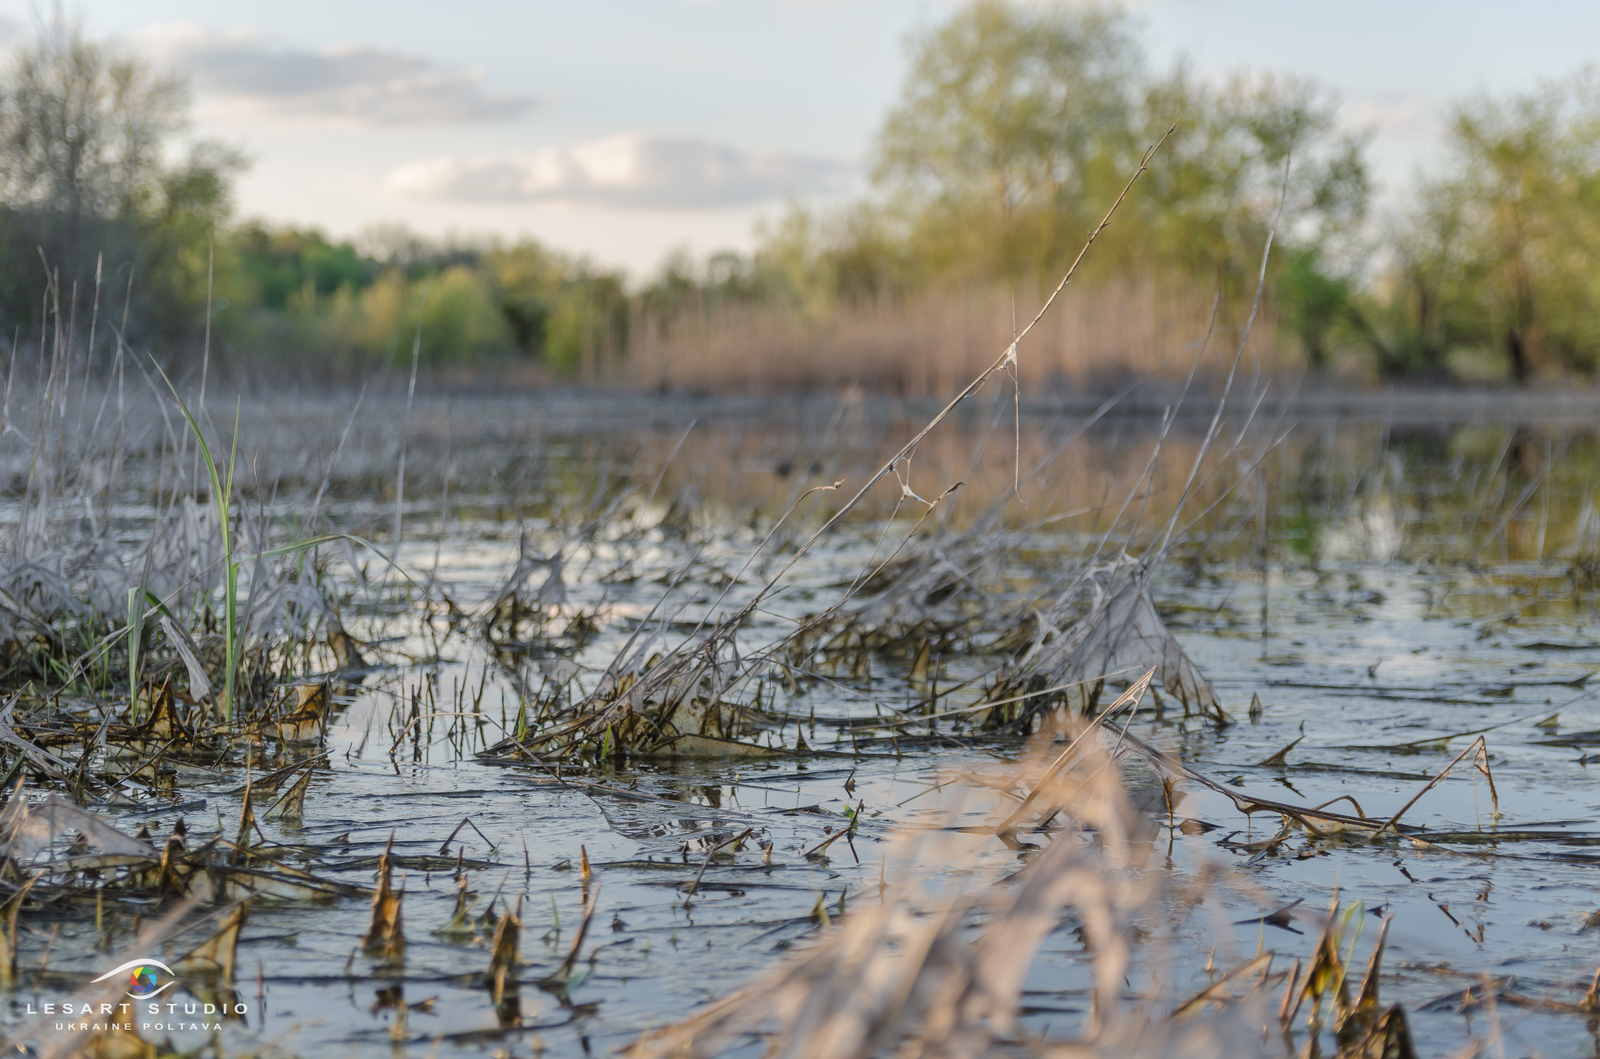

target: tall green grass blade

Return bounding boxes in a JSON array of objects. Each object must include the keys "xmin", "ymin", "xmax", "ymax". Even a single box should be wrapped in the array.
[
  {"xmin": 125, "ymin": 587, "xmax": 142, "ymax": 721},
  {"xmin": 223, "ymin": 399, "xmax": 240, "ymax": 723},
  {"xmin": 154, "ymin": 362, "xmax": 240, "ymax": 723}
]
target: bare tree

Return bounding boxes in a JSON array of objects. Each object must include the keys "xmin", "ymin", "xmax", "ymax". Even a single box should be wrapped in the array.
[
  {"xmin": 0, "ymin": 15, "xmax": 244, "ymax": 345},
  {"xmin": 0, "ymin": 16, "xmax": 188, "ymax": 222}
]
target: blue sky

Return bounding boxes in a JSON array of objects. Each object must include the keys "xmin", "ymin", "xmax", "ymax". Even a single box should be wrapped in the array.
[{"xmin": 4, "ymin": 1, "xmax": 1598, "ymax": 277}]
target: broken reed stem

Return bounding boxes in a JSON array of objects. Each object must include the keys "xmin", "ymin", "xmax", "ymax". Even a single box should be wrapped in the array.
[
  {"xmin": 801, "ymin": 821, "xmax": 856, "ymax": 860},
  {"xmin": 1373, "ymin": 735, "xmax": 1497, "ymax": 837},
  {"xmin": 1011, "ymin": 294, "xmax": 1022, "ymax": 501},
  {"xmin": 684, "ymin": 828, "xmax": 752, "ymax": 906},
  {"xmin": 364, "ymin": 832, "xmax": 405, "ymax": 962},
  {"xmin": 994, "ymin": 669, "xmax": 1153, "ymax": 836},
  {"xmin": 487, "ymin": 893, "xmax": 521, "ymax": 998},
  {"xmin": 546, "ymin": 882, "xmax": 600, "ymax": 986},
  {"xmin": 1153, "ymin": 154, "xmax": 1291, "ymax": 560}
]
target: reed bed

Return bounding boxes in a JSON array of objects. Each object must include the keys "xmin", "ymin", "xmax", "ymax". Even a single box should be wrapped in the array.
[{"xmin": 606, "ymin": 273, "xmax": 1290, "ymax": 396}]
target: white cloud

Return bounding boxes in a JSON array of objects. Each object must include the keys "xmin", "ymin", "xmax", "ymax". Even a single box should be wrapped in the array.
[
  {"xmin": 1344, "ymin": 93, "xmax": 1443, "ymax": 143},
  {"xmin": 132, "ymin": 23, "xmax": 533, "ymax": 128},
  {"xmin": 384, "ymin": 133, "xmax": 856, "ymax": 209}
]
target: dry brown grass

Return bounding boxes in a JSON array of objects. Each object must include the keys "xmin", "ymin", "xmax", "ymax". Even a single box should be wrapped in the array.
[{"xmin": 606, "ymin": 274, "xmax": 1291, "ymax": 396}]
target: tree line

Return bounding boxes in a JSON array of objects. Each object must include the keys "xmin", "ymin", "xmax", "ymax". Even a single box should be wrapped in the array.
[{"xmin": 1, "ymin": 6, "xmax": 1597, "ymax": 386}]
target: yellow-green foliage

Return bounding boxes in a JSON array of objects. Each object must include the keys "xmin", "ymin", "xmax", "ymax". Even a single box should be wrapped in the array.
[
  {"xmin": 346, "ymin": 270, "xmax": 407, "ymax": 352},
  {"xmin": 231, "ymin": 238, "xmax": 627, "ymax": 375},
  {"xmin": 731, "ymin": 1, "xmax": 1368, "ymax": 332},
  {"xmin": 1369, "ymin": 69, "xmax": 1600, "ymax": 380},
  {"xmin": 870, "ymin": 0, "xmax": 1139, "ymax": 285},
  {"xmin": 415, "ymin": 265, "xmax": 512, "ymax": 363},
  {"xmin": 18, "ymin": 4, "xmax": 1600, "ymax": 386},
  {"xmin": 752, "ymin": 210, "xmax": 841, "ymax": 321},
  {"xmin": 282, "ymin": 265, "xmax": 508, "ymax": 368},
  {"xmin": 483, "ymin": 242, "xmax": 628, "ymax": 374}
]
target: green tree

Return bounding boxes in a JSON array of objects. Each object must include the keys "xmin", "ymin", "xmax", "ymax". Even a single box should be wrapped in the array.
[
  {"xmin": 873, "ymin": 0, "xmax": 1140, "ymax": 280},
  {"xmin": 821, "ymin": 1, "xmax": 1370, "ymax": 323},
  {"xmin": 1130, "ymin": 66, "xmax": 1369, "ymax": 287},
  {"xmin": 486, "ymin": 241, "xmax": 627, "ymax": 375},
  {"xmin": 1375, "ymin": 69, "xmax": 1600, "ymax": 381},
  {"xmin": 236, "ymin": 224, "xmax": 370, "ymax": 311}
]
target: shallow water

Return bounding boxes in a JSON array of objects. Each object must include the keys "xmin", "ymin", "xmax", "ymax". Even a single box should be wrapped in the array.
[{"xmin": 4, "ymin": 394, "xmax": 1600, "ymax": 1057}]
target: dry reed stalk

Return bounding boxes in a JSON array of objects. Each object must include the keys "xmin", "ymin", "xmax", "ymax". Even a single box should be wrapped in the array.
[
  {"xmin": 624, "ymin": 693, "xmax": 1290, "ymax": 1059},
  {"xmin": 624, "ymin": 676, "xmax": 1421, "ymax": 1059}
]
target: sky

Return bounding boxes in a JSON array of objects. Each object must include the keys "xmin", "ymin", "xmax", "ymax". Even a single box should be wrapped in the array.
[{"xmin": 1, "ymin": 1, "xmax": 1597, "ymax": 279}]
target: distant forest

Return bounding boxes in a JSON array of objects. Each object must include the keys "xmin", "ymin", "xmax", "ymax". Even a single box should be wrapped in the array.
[{"xmin": 2, "ymin": 5, "xmax": 1599, "ymax": 388}]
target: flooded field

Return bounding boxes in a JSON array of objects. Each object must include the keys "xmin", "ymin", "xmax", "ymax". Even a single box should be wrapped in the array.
[{"xmin": 2, "ymin": 382, "xmax": 1600, "ymax": 1058}]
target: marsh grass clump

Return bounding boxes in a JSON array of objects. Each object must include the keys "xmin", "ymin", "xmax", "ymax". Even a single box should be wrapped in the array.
[
  {"xmin": 485, "ymin": 546, "xmax": 568, "ymax": 641},
  {"xmin": 480, "ymin": 538, "xmax": 607, "ymax": 662},
  {"xmin": 982, "ymin": 554, "xmax": 1222, "ymax": 730},
  {"xmin": 785, "ymin": 523, "xmax": 1022, "ymax": 681},
  {"xmin": 485, "ymin": 615, "xmax": 787, "ymax": 762},
  {"xmin": 0, "ymin": 780, "xmax": 362, "ymax": 911},
  {"xmin": 0, "ymin": 305, "xmax": 447, "ymax": 992}
]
